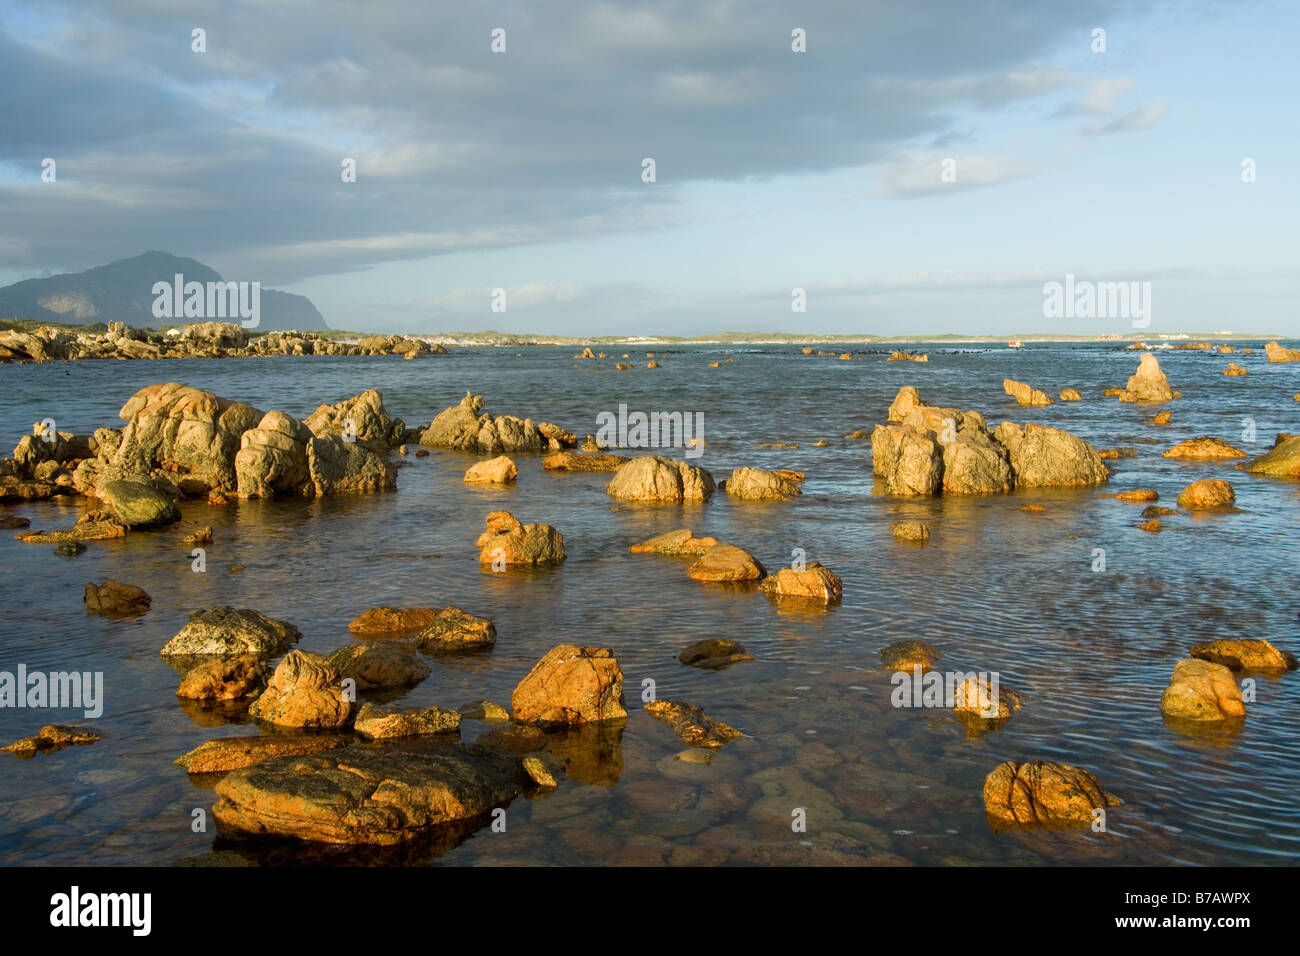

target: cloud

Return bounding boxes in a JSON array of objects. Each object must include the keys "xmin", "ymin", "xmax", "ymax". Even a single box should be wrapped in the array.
[
  {"xmin": 876, "ymin": 152, "xmax": 1039, "ymax": 198},
  {"xmin": 1083, "ymin": 102, "xmax": 1167, "ymax": 135}
]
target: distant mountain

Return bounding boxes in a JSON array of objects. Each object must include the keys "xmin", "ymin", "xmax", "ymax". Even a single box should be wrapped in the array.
[{"xmin": 0, "ymin": 252, "xmax": 328, "ymax": 331}]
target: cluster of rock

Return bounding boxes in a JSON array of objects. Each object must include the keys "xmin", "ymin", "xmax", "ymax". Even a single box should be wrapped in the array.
[
  {"xmin": 419, "ymin": 392, "xmax": 576, "ymax": 454},
  {"xmin": 871, "ymin": 386, "xmax": 1109, "ymax": 496},
  {"xmin": 0, "ymin": 322, "xmax": 446, "ymax": 363}
]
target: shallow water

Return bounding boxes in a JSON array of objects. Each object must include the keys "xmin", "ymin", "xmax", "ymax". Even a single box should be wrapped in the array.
[{"xmin": 1, "ymin": 343, "xmax": 1297, "ymax": 866}]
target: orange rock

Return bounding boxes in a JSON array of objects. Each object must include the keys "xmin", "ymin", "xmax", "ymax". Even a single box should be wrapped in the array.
[
  {"xmin": 687, "ymin": 543, "xmax": 766, "ymax": 582},
  {"xmin": 512, "ymin": 645, "xmax": 627, "ymax": 726}
]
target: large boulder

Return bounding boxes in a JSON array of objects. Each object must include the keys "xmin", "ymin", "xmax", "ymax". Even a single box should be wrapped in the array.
[
  {"xmin": 475, "ymin": 511, "xmax": 565, "ymax": 566},
  {"xmin": 687, "ymin": 543, "xmax": 766, "ymax": 582},
  {"xmin": 870, "ymin": 424, "xmax": 942, "ymax": 496},
  {"xmin": 1160, "ymin": 659, "xmax": 1245, "ymax": 721},
  {"xmin": 213, "ymin": 744, "xmax": 528, "ymax": 845},
  {"xmin": 605, "ymin": 455, "xmax": 715, "ymax": 503},
  {"xmin": 1119, "ymin": 353, "xmax": 1177, "ymax": 402},
  {"xmin": 512, "ymin": 645, "xmax": 627, "ymax": 726},
  {"xmin": 1176, "ymin": 479, "xmax": 1235, "ymax": 510},
  {"xmin": 327, "ymin": 642, "xmax": 430, "ymax": 691},
  {"xmin": 160, "ymin": 607, "xmax": 302, "ymax": 659},
  {"xmin": 724, "ymin": 467, "xmax": 802, "ymax": 501},
  {"xmin": 1003, "ymin": 379, "xmax": 1052, "ymax": 406},
  {"xmin": 96, "ymin": 478, "xmax": 180, "ymax": 528},
  {"xmin": 234, "ymin": 411, "xmax": 313, "ymax": 498},
  {"xmin": 304, "ymin": 390, "xmax": 405, "ymax": 451},
  {"xmin": 758, "ymin": 563, "xmax": 843, "ymax": 603},
  {"xmin": 1190, "ymin": 639, "xmax": 1297, "ymax": 673},
  {"xmin": 983, "ymin": 761, "xmax": 1121, "ymax": 829},
  {"xmin": 1243, "ymin": 433, "xmax": 1300, "ymax": 479},
  {"xmin": 305, "ymin": 435, "xmax": 397, "ymax": 496},
  {"xmin": 176, "ymin": 655, "xmax": 266, "ymax": 701},
  {"xmin": 414, "ymin": 607, "xmax": 497, "ymax": 650},
  {"xmin": 248, "ymin": 650, "xmax": 355, "ymax": 729},
  {"xmin": 993, "ymin": 423, "xmax": 1109, "ymax": 488},
  {"xmin": 1264, "ymin": 340, "xmax": 1300, "ymax": 362}
]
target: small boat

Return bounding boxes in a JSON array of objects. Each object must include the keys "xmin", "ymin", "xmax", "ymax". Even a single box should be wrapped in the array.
[{"xmin": 1008, "ymin": 339, "xmax": 1024, "ymax": 348}]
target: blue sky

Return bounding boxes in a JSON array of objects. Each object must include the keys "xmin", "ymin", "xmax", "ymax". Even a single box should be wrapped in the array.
[{"xmin": 1, "ymin": 0, "xmax": 1296, "ymax": 336}]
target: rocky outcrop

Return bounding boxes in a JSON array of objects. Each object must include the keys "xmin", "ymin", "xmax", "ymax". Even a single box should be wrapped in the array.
[
  {"xmin": 304, "ymin": 390, "xmax": 406, "ymax": 451},
  {"xmin": 354, "ymin": 703, "xmax": 460, "ymax": 740},
  {"xmin": 83, "ymin": 579, "xmax": 151, "ymax": 617},
  {"xmin": 1176, "ymin": 479, "xmax": 1235, "ymax": 510},
  {"xmin": 1119, "ymin": 353, "xmax": 1177, "ymax": 403},
  {"xmin": 629, "ymin": 528, "xmax": 720, "ymax": 556},
  {"xmin": 687, "ymin": 543, "xmax": 766, "ymax": 582},
  {"xmin": 1161, "ymin": 659, "xmax": 1245, "ymax": 721},
  {"xmin": 1189, "ymin": 640, "xmax": 1297, "ymax": 674},
  {"xmin": 413, "ymin": 607, "xmax": 497, "ymax": 650},
  {"xmin": 1162, "ymin": 437, "xmax": 1246, "ymax": 460},
  {"xmin": 723, "ymin": 467, "xmax": 803, "ymax": 501},
  {"xmin": 213, "ymin": 744, "xmax": 528, "ymax": 845},
  {"xmin": 16, "ymin": 511, "xmax": 127, "ymax": 544},
  {"xmin": 233, "ymin": 412, "xmax": 314, "ymax": 497},
  {"xmin": 248, "ymin": 650, "xmax": 354, "ymax": 729},
  {"xmin": 475, "ymin": 511, "xmax": 565, "ymax": 566},
  {"xmin": 160, "ymin": 607, "xmax": 302, "ymax": 659},
  {"xmin": 512, "ymin": 645, "xmax": 626, "ymax": 726},
  {"xmin": 983, "ymin": 761, "xmax": 1120, "ymax": 829},
  {"xmin": 175, "ymin": 735, "xmax": 349, "ymax": 774},
  {"xmin": 418, "ymin": 392, "xmax": 572, "ymax": 454},
  {"xmin": 176, "ymin": 654, "xmax": 266, "ymax": 700},
  {"xmin": 464, "ymin": 456, "xmax": 517, "ymax": 484},
  {"xmin": 758, "ymin": 563, "xmax": 843, "ymax": 603},
  {"xmin": 326, "ymin": 642, "xmax": 430, "ymax": 691},
  {"xmin": 605, "ymin": 456, "xmax": 715, "ymax": 503},
  {"xmin": 1003, "ymin": 379, "xmax": 1053, "ymax": 406},
  {"xmin": 1243, "ymin": 433, "xmax": 1300, "ymax": 479},
  {"xmin": 1264, "ymin": 340, "xmax": 1300, "ymax": 362},
  {"xmin": 643, "ymin": 700, "xmax": 743, "ymax": 750}
]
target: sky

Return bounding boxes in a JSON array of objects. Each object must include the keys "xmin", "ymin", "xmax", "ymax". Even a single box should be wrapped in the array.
[{"xmin": 1, "ymin": 0, "xmax": 1296, "ymax": 337}]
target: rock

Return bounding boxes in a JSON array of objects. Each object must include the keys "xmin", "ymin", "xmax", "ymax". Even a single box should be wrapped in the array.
[
  {"xmin": 16, "ymin": 511, "xmax": 128, "ymax": 544},
  {"xmin": 1107, "ymin": 489, "xmax": 1159, "ymax": 502},
  {"xmin": 1176, "ymin": 479, "xmax": 1235, "ymax": 510},
  {"xmin": 177, "ymin": 655, "xmax": 266, "ymax": 700},
  {"xmin": 512, "ymin": 645, "xmax": 626, "ymax": 727},
  {"xmin": 952, "ymin": 677, "xmax": 1022, "ymax": 721},
  {"xmin": 542, "ymin": 451, "xmax": 627, "ymax": 472},
  {"xmin": 475, "ymin": 510, "xmax": 565, "ymax": 566},
  {"xmin": 643, "ymin": 700, "xmax": 743, "ymax": 750},
  {"xmin": 418, "ymin": 392, "xmax": 557, "ymax": 454},
  {"xmin": 1264, "ymin": 340, "xmax": 1300, "ymax": 362},
  {"xmin": 1141, "ymin": 505, "xmax": 1178, "ymax": 518},
  {"xmin": 1243, "ymin": 434, "xmax": 1300, "ymax": 479},
  {"xmin": 1119, "ymin": 353, "xmax": 1177, "ymax": 402},
  {"xmin": 994, "ymin": 422, "xmax": 1109, "ymax": 488},
  {"xmin": 1019, "ymin": 504, "xmax": 1045, "ymax": 513},
  {"xmin": 521, "ymin": 755, "xmax": 560, "ymax": 788},
  {"xmin": 1003, "ymin": 379, "xmax": 1053, "ymax": 406},
  {"xmin": 890, "ymin": 520, "xmax": 929, "ymax": 543},
  {"xmin": 161, "ymin": 607, "xmax": 302, "ymax": 659},
  {"xmin": 1147, "ymin": 411, "xmax": 1172, "ymax": 425},
  {"xmin": 1160, "ymin": 659, "xmax": 1245, "ymax": 721},
  {"xmin": 303, "ymin": 389, "xmax": 405, "ymax": 451},
  {"xmin": 605, "ymin": 456, "xmax": 715, "ymax": 503},
  {"xmin": 175, "ymin": 735, "xmax": 350, "ymax": 774},
  {"xmin": 96, "ymin": 479, "xmax": 180, "ymax": 528},
  {"xmin": 2, "ymin": 725, "xmax": 102, "ymax": 757},
  {"xmin": 687, "ymin": 543, "xmax": 767, "ymax": 582},
  {"xmin": 414, "ymin": 607, "xmax": 497, "ymax": 650},
  {"xmin": 1137, "ymin": 519, "xmax": 1162, "ymax": 533},
  {"xmin": 843, "ymin": 428, "xmax": 871, "ymax": 440},
  {"xmin": 724, "ymin": 467, "xmax": 802, "ymax": 501},
  {"xmin": 234, "ymin": 411, "xmax": 314, "ymax": 497},
  {"xmin": 983, "ymin": 761, "xmax": 1120, "ymax": 829},
  {"xmin": 327, "ymin": 642, "xmax": 430, "ymax": 691},
  {"xmin": 0, "ymin": 515, "xmax": 30, "ymax": 529},
  {"xmin": 629, "ymin": 528, "xmax": 720, "ymax": 556},
  {"xmin": 457, "ymin": 700, "xmax": 511, "ymax": 722},
  {"xmin": 871, "ymin": 424, "xmax": 942, "ymax": 495},
  {"xmin": 347, "ymin": 607, "xmax": 439, "ymax": 637},
  {"xmin": 577, "ymin": 347, "xmax": 595, "ymax": 359},
  {"xmin": 757, "ymin": 563, "xmax": 843, "ymax": 603},
  {"xmin": 879, "ymin": 639, "xmax": 940, "ymax": 672},
  {"xmin": 477, "ymin": 723, "xmax": 548, "ymax": 753},
  {"xmin": 1223, "ymin": 362, "xmax": 1248, "ymax": 376},
  {"xmin": 464, "ymin": 456, "xmax": 517, "ymax": 484},
  {"xmin": 183, "ymin": 526, "xmax": 213, "ymax": 544},
  {"xmin": 1189, "ymin": 639, "xmax": 1297, "ymax": 673},
  {"xmin": 615, "ymin": 362, "xmax": 633, "ymax": 370},
  {"xmin": 213, "ymin": 744, "xmax": 527, "ymax": 845},
  {"xmin": 248, "ymin": 651, "xmax": 354, "ymax": 729},
  {"xmin": 1058, "ymin": 388, "xmax": 1082, "ymax": 401},
  {"xmin": 83, "ymin": 579, "xmax": 151, "ymax": 617},
  {"xmin": 54, "ymin": 542, "xmax": 86, "ymax": 556},
  {"xmin": 1162, "ymin": 437, "xmax": 1247, "ymax": 460},
  {"xmin": 678, "ymin": 639, "xmax": 754, "ymax": 669},
  {"xmin": 305, "ymin": 434, "xmax": 397, "ymax": 496},
  {"xmin": 1097, "ymin": 447, "xmax": 1137, "ymax": 460},
  {"xmin": 354, "ymin": 702, "xmax": 460, "ymax": 740},
  {"xmin": 888, "ymin": 350, "xmax": 927, "ymax": 362}
]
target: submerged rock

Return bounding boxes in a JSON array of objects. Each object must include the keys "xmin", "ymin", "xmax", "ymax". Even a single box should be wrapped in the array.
[
  {"xmin": 512, "ymin": 645, "xmax": 626, "ymax": 727},
  {"xmin": 177, "ymin": 654, "xmax": 266, "ymax": 701},
  {"xmin": 643, "ymin": 700, "xmax": 744, "ymax": 750},
  {"xmin": 2, "ymin": 724, "xmax": 102, "ymax": 758},
  {"xmin": 1162, "ymin": 437, "xmax": 1247, "ymax": 460},
  {"xmin": 628, "ymin": 528, "xmax": 720, "ymax": 556},
  {"xmin": 1106, "ymin": 489, "xmax": 1159, "ymax": 502},
  {"xmin": 17, "ymin": 511, "xmax": 128, "ymax": 544},
  {"xmin": 475, "ymin": 510, "xmax": 565, "ymax": 566},
  {"xmin": 347, "ymin": 606, "xmax": 439, "ymax": 637},
  {"xmin": 879, "ymin": 639, "xmax": 941, "ymax": 673},
  {"xmin": 1189, "ymin": 639, "xmax": 1297, "ymax": 674},
  {"xmin": 160, "ymin": 607, "xmax": 302, "ymax": 659},
  {"xmin": 542, "ymin": 451, "xmax": 627, "ymax": 472},
  {"xmin": 983, "ymin": 761, "xmax": 1120, "ymax": 829},
  {"xmin": 1161, "ymin": 659, "xmax": 1245, "ymax": 721},
  {"xmin": 213, "ymin": 744, "xmax": 528, "ymax": 845},
  {"xmin": 175, "ymin": 734, "xmax": 349, "ymax": 774},
  {"xmin": 678, "ymin": 639, "xmax": 754, "ymax": 669},
  {"xmin": 83, "ymin": 579, "xmax": 151, "ymax": 618},
  {"xmin": 605, "ymin": 455, "xmax": 715, "ymax": 503},
  {"xmin": 1003, "ymin": 379, "xmax": 1053, "ymax": 406},
  {"xmin": 687, "ymin": 543, "xmax": 766, "ymax": 582},
  {"xmin": 414, "ymin": 607, "xmax": 497, "ymax": 650},
  {"xmin": 890, "ymin": 520, "xmax": 930, "ymax": 543}
]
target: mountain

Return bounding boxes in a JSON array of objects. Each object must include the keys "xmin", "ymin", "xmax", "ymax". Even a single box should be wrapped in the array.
[{"xmin": 0, "ymin": 252, "xmax": 328, "ymax": 331}]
